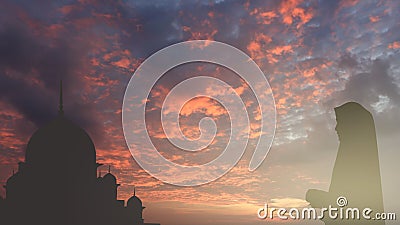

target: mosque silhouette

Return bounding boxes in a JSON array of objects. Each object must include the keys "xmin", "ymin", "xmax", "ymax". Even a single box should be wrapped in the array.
[{"xmin": 0, "ymin": 81, "xmax": 160, "ymax": 225}]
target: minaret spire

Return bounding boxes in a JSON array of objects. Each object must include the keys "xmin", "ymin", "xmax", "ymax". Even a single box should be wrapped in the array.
[{"xmin": 59, "ymin": 80, "xmax": 64, "ymax": 115}]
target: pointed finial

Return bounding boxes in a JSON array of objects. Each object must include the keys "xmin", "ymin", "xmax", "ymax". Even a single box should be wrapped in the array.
[
  {"xmin": 12, "ymin": 169, "xmax": 15, "ymax": 175},
  {"xmin": 134, "ymin": 186, "xmax": 136, "ymax": 196},
  {"xmin": 59, "ymin": 80, "xmax": 64, "ymax": 115},
  {"xmin": 108, "ymin": 165, "xmax": 111, "ymax": 173}
]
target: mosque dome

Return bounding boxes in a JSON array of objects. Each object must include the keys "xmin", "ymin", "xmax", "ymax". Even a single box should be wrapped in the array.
[
  {"xmin": 103, "ymin": 173, "xmax": 117, "ymax": 184},
  {"xmin": 25, "ymin": 115, "xmax": 96, "ymax": 166},
  {"xmin": 127, "ymin": 191, "xmax": 142, "ymax": 208},
  {"xmin": 24, "ymin": 81, "xmax": 96, "ymax": 178}
]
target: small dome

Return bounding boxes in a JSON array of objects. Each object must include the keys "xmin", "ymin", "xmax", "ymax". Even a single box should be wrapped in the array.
[
  {"xmin": 103, "ymin": 173, "xmax": 117, "ymax": 184},
  {"xmin": 127, "ymin": 195, "xmax": 142, "ymax": 208}
]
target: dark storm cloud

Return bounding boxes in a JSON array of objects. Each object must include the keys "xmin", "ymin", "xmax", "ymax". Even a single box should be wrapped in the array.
[
  {"xmin": 104, "ymin": 0, "xmax": 288, "ymax": 60},
  {"xmin": 333, "ymin": 57, "xmax": 400, "ymax": 106},
  {"xmin": 337, "ymin": 53, "xmax": 358, "ymax": 69},
  {"xmin": 0, "ymin": 18, "xmax": 102, "ymax": 138},
  {"xmin": 326, "ymin": 56, "xmax": 400, "ymax": 137},
  {"xmin": 115, "ymin": 0, "xmax": 246, "ymax": 57}
]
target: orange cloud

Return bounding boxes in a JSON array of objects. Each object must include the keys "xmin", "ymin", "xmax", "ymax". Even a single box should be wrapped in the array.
[
  {"xmin": 369, "ymin": 16, "xmax": 380, "ymax": 23},
  {"xmin": 291, "ymin": 7, "xmax": 313, "ymax": 28},
  {"xmin": 84, "ymin": 73, "xmax": 119, "ymax": 87},
  {"xmin": 251, "ymin": 8, "xmax": 278, "ymax": 25},
  {"xmin": 180, "ymin": 97, "xmax": 227, "ymax": 117},
  {"xmin": 111, "ymin": 58, "xmax": 131, "ymax": 69},
  {"xmin": 246, "ymin": 33, "xmax": 272, "ymax": 62},
  {"xmin": 269, "ymin": 45, "xmax": 293, "ymax": 55},
  {"xmin": 388, "ymin": 41, "xmax": 400, "ymax": 49},
  {"xmin": 279, "ymin": 0, "xmax": 313, "ymax": 28}
]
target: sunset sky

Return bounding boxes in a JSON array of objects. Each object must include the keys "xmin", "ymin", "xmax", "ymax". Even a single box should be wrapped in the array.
[{"xmin": 1, "ymin": 0, "xmax": 400, "ymax": 225}]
